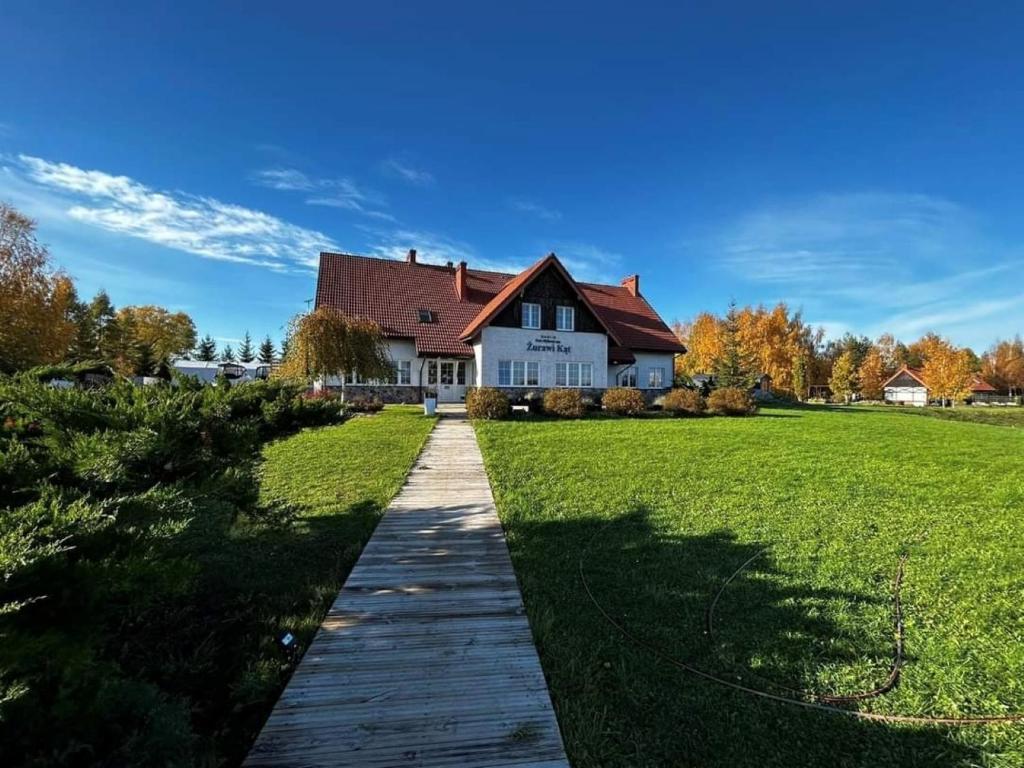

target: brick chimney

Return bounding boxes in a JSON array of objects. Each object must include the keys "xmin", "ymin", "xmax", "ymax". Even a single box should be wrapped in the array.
[
  {"xmin": 621, "ymin": 273, "xmax": 640, "ymax": 297},
  {"xmin": 455, "ymin": 260, "xmax": 468, "ymax": 301},
  {"xmin": 406, "ymin": 248, "xmax": 417, "ymax": 264}
]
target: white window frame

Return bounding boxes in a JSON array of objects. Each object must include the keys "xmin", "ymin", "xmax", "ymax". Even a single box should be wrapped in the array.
[
  {"xmin": 499, "ymin": 360, "xmax": 539, "ymax": 387},
  {"xmin": 620, "ymin": 367, "xmax": 637, "ymax": 387},
  {"xmin": 555, "ymin": 362, "xmax": 592, "ymax": 388},
  {"xmin": 648, "ymin": 367, "xmax": 665, "ymax": 388},
  {"xmin": 522, "ymin": 302, "xmax": 541, "ymax": 330},
  {"xmin": 498, "ymin": 360, "xmax": 512, "ymax": 387},
  {"xmin": 393, "ymin": 360, "xmax": 411, "ymax": 385},
  {"xmin": 556, "ymin": 305, "xmax": 575, "ymax": 332}
]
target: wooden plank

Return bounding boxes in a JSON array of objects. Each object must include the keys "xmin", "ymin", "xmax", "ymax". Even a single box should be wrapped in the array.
[{"xmin": 245, "ymin": 411, "xmax": 569, "ymax": 768}]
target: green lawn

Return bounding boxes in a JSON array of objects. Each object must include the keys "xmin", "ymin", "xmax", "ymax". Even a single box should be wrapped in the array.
[
  {"xmin": 221, "ymin": 406, "xmax": 435, "ymax": 763},
  {"xmin": 475, "ymin": 407, "xmax": 1024, "ymax": 768},
  {"xmin": 857, "ymin": 404, "xmax": 1024, "ymax": 428}
]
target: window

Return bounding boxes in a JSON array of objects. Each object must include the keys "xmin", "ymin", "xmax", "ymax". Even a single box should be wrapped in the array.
[
  {"xmin": 556, "ymin": 305, "xmax": 575, "ymax": 332},
  {"xmin": 522, "ymin": 302, "xmax": 541, "ymax": 329},
  {"xmin": 427, "ymin": 360, "xmax": 437, "ymax": 385},
  {"xmin": 417, "ymin": 309, "xmax": 435, "ymax": 323},
  {"xmin": 648, "ymin": 367, "xmax": 665, "ymax": 388},
  {"xmin": 440, "ymin": 361, "xmax": 455, "ymax": 385},
  {"xmin": 498, "ymin": 360, "xmax": 538, "ymax": 387},
  {"xmin": 555, "ymin": 362, "xmax": 592, "ymax": 388},
  {"xmin": 456, "ymin": 361, "xmax": 466, "ymax": 385},
  {"xmin": 392, "ymin": 360, "xmax": 411, "ymax": 385},
  {"xmin": 620, "ymin": 367, "xmax": 637, "ymax": 387}
]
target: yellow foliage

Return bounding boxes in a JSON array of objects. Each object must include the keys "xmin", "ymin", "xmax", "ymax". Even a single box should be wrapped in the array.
[{"xmin": 0, "ymin": 203, "xmax": 77, "ymax": 372}]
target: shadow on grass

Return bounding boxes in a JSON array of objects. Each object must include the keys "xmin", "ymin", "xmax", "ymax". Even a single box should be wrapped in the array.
[{"xmin": 507, "ymin": 506, "xmax": 982, "ymax": 768}]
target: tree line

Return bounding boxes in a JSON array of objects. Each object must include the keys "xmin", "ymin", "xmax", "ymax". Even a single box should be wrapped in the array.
[
  {"xmin": 674, "ymin": 302, "xmax": 1024, "ymax": 403},
  {"xmin": 1, "ymin": 202, "xmax": 284, "ymax": 375}
]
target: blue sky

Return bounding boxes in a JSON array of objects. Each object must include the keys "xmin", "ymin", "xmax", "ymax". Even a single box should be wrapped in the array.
[{"xmin": 2, "ymin": 1, "xmax": 1022, "ymax": 352}]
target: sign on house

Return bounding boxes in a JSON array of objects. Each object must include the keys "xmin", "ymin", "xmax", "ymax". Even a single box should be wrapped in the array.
[{"xmin": 525, "ymin": 335, "xmax": 572, "ymax": 355}]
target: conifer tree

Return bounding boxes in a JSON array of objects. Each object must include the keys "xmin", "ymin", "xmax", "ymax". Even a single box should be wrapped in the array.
[
  {"xmin": 195, "ymin": 334, "xmax": 217, "ymax": 361},
  {"xmin": 713, "ymin": 301, "xmax": 754, "ymax": 389},
  {"xmin": 258, "ymin": 335, "xmax": 276, "ymax": 364},
  {"xmin": 238, "ymin": 331, "xmax": 255, "ymax": 363},
  {"xmin": 222, "ymin": 344, "xmax": 236, "ymax": 362}
]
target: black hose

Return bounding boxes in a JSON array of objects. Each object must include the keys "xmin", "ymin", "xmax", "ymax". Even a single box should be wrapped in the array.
[{"xmin": 578, "ymin": 530, "xmax": 1024, "ymax": 726}]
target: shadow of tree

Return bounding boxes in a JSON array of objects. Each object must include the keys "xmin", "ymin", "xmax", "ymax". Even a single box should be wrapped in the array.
[{"xmin": 506, "ymin": 506, "xmax": 982, "ymax": 768}]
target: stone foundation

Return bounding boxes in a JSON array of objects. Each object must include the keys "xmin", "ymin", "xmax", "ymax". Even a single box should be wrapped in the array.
[{"xmin": 323, "ymin": 385, "xmax": 423, "ymax": 404}]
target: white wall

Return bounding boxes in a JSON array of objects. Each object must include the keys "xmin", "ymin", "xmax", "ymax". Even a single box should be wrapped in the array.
[
  {"xmin": 885, "ymin": 386, "xmax": 928, "ymax": 406},
  {"xmin": 322, "ymin": 339, "xmax": 419, "ymax": 387},
  {"xmin": 477, "ymin": 326, "xmax": 609, "ymax": 388},
  {"xmin": 607, "ymin": 352, "xmax": 675, "ymax": 389}
]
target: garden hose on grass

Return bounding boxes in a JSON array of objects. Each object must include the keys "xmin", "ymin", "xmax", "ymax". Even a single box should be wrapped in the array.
[
  {"xmin": 578, "ymin": 531, "xmax": 1024, "ymax": 726},
  {"xmin": 704, "ymin": 548, "xmax": 905, "ymax": 704}
]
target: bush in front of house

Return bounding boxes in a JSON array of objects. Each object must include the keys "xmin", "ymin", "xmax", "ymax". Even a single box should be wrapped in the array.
[
  {"xmin": 466, "ymin": 387, "xmax": 510, "ymax": 420},
  {"xmin": 343, "ymin": 394, "xmax": 384, "ymax": 413},
  {"xmin": 543, "ymin": 388, "xmax": 586, "ymax": 418},
  {"xmin": 662, "ymin": 388, "xmax": 706, "ymax": 417},
  {"xmin": 0, "ymin": 373, "xmax": 347, "ymax": 767},
  {"xmin": 707, "ymin": 386, "xmax": 758, "ymax": 416},
  {"xmin": 602, "ymin": 387, "xmax": 647, "ymax": 416}
]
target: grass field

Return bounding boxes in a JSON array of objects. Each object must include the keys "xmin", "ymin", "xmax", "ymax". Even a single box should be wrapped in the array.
[
  {"xmin": 860, "ymin": 404, "xmax": 1024, "ymax": 428},
  {"xmin": 475, "ymin": 406, "xmax": 1024, "ymax": 767},
  {"xmin": 223, "ymin": 406, "xmax": 435, "ymax": 762}
]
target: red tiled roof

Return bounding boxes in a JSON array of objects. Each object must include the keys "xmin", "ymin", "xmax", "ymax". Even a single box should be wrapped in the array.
[
  {"xmin": 314, "ymin": 251, "xmax": 685, "ymax": 358},
  {"xmin": 882, "ymin": 365, "xmax": 927, "ymax": 388},
  {"xmin": 971, "ymin": 376, "xmax": 997, "ymax": 393}
]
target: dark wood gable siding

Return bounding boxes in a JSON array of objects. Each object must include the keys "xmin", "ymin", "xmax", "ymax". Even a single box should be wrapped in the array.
[
  {"xmin": 491, "ymin": 265, "xmax": 605, "ymax": 334},
  {"xmin": 888, "ymin": 372, "xmax": 926, "ymax": 388}
]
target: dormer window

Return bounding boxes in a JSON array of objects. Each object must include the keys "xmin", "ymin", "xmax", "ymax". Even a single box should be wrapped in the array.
[
  {"xmin": 521, "ymin": 302, "xmax": 541, "ymax": 329},
  {"xmin": 417, "ymin": 308, "xmax": 436, "ymax": 323},
  {"xmin": 556, "ymin": 305, "xmax": 575, "ymax": 332}
]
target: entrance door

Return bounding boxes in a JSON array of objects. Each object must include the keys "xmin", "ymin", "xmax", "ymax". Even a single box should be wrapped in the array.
[{"xmin": 436, "ymin": 360, "xmax": 467, "ymax": 402}]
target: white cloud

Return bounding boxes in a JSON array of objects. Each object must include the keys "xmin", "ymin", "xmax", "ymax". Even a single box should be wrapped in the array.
[
  {"xmin": 11, "ymin": 154, "xmax": 340, "ymax": 271},
  {"xmin": 251, "ymin": 168, "xmax": 314, "ymax": 191},
  {"xmin": 509, "ymin": 197, "xmax": 562, "ymax": 221},
  {"xmin": 382, "ymin": 158, "xmax": 434, "ymax": 186},
  {"xmin": 713, "ymin": 191, "xmax": 1024, "ymax": 348},
  {"xmin": 550, "ymin": 241, "xmax": 622, "ymax": 283},
  {"xmin": 253, "ymin": 165, "xmax": 392, "ymax": 220}
]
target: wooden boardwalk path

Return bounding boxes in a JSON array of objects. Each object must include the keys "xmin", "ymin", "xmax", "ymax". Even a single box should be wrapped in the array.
[{"xmin": 246, "ymin": 410, "xmax": 569, "ymax": 768}]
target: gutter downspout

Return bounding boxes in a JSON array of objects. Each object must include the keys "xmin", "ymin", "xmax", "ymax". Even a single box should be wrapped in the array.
[{"xmin": 418, "ymin": 358, "xmax": 428, "ymax": 403}]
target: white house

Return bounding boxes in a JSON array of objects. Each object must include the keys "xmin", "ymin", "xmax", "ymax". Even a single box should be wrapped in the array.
[
  {"xmin": 313, "ymin": 250, "xmax": 685, "ymax": 403},
  {"xmin": 883, "ymin": 366, "xmax": 928, "ymax": 406}
]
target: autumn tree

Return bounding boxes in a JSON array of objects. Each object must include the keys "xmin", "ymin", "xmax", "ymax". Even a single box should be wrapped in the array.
[
  {"xmin": 238, "ymin": 331, "xmax": 255, "ymax": 363},
  {"xmin": 921, "ymin": 338, "xmax": 974, "ymax": 407},
  {"xmin": 791, "ymin": 354, "xmax": 807, "ymax": 401},
  {"xmin": 275, "ymin": 307, "xmax": 392, "ymax": 388},
  {"xmin": 0, "ymin": 202, "xmax": 78, "ymax": 372},
  {"xmin": 116, "ymin": 306, "xmax": 196, "ymax": 364},
  {"xmin": 857, "ymin": 347, "xmax": 888, "ymax": 401},
  {"xmin": 829, "ymin": 350, "xmax": 858, "ymax": 404},
  {"xmin": 258, "ymin": 336, "xmax": 276, "ymax": 365},
  {"xmin": 981, "ymin": 337, "xmax": 1024, "ymax": 395},
  {"xmin": 675, "ymin": 312, "xmax": 723, "ymax": 377},
  {"xmin": 195, "ymin": 334, "xmax": 218, "ymax": 361}
]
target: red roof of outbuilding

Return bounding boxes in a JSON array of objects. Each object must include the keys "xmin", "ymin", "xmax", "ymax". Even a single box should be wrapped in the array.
[
  {"xmin": 314, "ymin": 251, "xmax": 685, "ymax": 358},
  {"xmin": 970, "ymin": 376, "xmax": 997, "ymax": 393}
]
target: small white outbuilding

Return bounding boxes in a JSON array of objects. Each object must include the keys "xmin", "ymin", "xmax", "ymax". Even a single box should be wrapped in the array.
[{"xmin": 883, "ymin": 366, "xmax": 928, "ymax": 406}]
